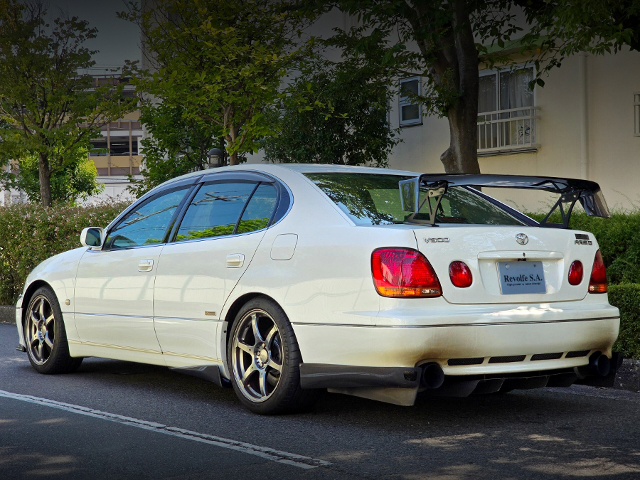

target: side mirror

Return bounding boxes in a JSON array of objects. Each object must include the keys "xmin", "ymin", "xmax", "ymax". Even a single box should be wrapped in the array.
[{"xmin": 80, "ymin": 227, "xmax": 104, "ymax": 248}]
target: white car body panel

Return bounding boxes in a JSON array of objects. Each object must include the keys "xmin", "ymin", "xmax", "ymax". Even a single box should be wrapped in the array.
[
  {"xmin": 74, "ymin": 246, "xmax": 164, "ymax": 356},
  {"xmin": 414, "ymin": 225, "xmax": 592, "ymax": 304},
  {"xmin": 16, "ymin": 247, "xmax": 86, "ymax": 347},
  {"xmin": 153, "ymin": 230, "xmax": 268, "ymax": 366},
  {"xmin": 16, "ymin": 163, "xmax": 621, "ymax": 406}
]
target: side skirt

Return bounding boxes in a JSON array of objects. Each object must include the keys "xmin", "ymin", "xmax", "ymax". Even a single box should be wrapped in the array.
[{"xmin": 169, "ymin": 365, "xmax": 230, "ymax": 388}]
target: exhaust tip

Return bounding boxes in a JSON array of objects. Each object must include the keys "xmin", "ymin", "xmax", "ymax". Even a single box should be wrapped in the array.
[
  {"xmin": 589, "ymin": 352, "xmax": 611, "ymax": 377},
  {"xmin": 422, "ymin": 363, "xmax": 445, "ymax": 389}
]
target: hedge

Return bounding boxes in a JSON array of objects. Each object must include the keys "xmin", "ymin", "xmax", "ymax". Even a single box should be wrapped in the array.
[
  {"xmin": 609, "ymin": 284, "xmax": 640, "ymax": 359},
  {"xmin": 0, "ymin": 201, "xmax": 129, "ymax": 305}
]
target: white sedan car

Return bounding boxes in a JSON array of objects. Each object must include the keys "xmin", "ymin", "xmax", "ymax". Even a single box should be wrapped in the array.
[{"xmin": 16, "ymin": 164, "xmax": 621, "ymax": 414}]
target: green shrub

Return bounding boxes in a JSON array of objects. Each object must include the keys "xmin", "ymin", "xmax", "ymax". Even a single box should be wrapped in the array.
[
  {"xmin": 608, "ymin": 284, "xmax": 640, "ymax": 359},
  {"xmin": 527, "ymin": 210, "xmax": 640, "ymax": 285},
  {"xmin": 0, "ymin": 201, "xmax": 130, "ymax": 305}
]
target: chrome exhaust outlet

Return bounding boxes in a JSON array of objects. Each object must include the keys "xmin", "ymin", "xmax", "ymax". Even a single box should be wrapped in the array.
[{"xmin": 421, "ymin": 363, "xmax": 445, "ymax": 389}]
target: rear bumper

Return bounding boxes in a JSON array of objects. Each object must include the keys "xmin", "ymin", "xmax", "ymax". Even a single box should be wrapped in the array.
[
  {"xmin": 293, "ymin": 311, "xmax": 620, "ymax": 375},
  {"xmin": 299, "ymin": 353, "xmax": 624, "ymax": 398}
]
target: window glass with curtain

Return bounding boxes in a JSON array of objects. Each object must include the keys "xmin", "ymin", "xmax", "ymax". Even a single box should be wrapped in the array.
[{"xmin": 478, "ymin": 67, "xmax": 534, "ymax": 149}]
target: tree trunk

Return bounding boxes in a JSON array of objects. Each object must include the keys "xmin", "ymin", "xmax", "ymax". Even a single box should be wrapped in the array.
[
  {"xmin": 406, "ymin": 0, "xmax": 481, "ymax": 174},
  {"xmin": 38, "ymin": 153, "xmax": 52, "ymax": 207},
  {"xmin": 440, "ymin": 97, "xmax": 480, "ymax": 174},
  {"xmin": 440, "ymin": 0, "xmax": 480, "ymax": 174},
  {"xmin": 227, "ymin": 125, "xmax": 241, "ymax": 166}
]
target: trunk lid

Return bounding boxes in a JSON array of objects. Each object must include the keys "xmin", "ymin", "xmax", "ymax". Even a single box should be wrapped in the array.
[{"xmin": 414, "ymin": 226, "xmax": 597, "ymax": 304}]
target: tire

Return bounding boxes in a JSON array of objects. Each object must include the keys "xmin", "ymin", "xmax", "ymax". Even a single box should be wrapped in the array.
[
  {"xmin": 228, "ymin": 298, "xmax": 320, "ymax": 415},
  {"xmin": 23, "ymin": 287, "xmax": 83, "ymax": 374}
]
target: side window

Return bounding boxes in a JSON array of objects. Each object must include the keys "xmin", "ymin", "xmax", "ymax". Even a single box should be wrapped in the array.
[
  {"xmin": 105, "ymin": 187, "xmax": 189, "ymax": 249},
  {"xmin": 237, "ymin": 183, "xmax": 277, "ymax": 234},
  {"xmin": 175, "ymin": 182, "xmax": 256, "ymax": 241}
]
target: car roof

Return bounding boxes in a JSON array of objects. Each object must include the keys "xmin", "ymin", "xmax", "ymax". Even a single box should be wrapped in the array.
[
  {"xmin": 274, "ymin": 163, "xmax": 420, "ymax": 176},
  {"xmin": 153, "ymin": 163, "xmax": 421, "ymax": 193}
]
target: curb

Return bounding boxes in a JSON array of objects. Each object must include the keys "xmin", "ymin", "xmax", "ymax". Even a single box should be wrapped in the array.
[
  {"xmin": 0, "ymin": 305, "xmax": 15, "ymax": 325},
  {"xmin": 615, "ymin": 358, "xmax": 640, "ymax": 393},
  {"xmin": 0, "ymin": 304, "xmax": 638, "ymax": 393}
]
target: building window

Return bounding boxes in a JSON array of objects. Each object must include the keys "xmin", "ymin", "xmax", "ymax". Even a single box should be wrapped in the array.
[
  {"xmin": 399, "ymin": 77, "xmax": 422, "ymax": 127},
  {"xmin": 478, "ymin": 66, "xmax": 539, "ymax": 153},
  {"xmin": 88, "ymin": 119, "xmax": 142, "ymax": 176},
  {"xmin": 635, "ymin": 93, "xmax": 640, "ymax": 136}
]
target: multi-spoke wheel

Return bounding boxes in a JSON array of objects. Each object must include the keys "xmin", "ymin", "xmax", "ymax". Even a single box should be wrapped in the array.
[
  {"xmin": 228, "ymin": 298, "xmax": 320, "ymax": 414},
  {"xmin": 24, "ymin": 287, "xmax": 82, "ymax": 374},
  {"xmin": 26, "ymin": 295, "xmax": 56, "ymax": 365},
  {"xmin": 232, "ymin": 309, "xmax": 283, "ymax": 402}
]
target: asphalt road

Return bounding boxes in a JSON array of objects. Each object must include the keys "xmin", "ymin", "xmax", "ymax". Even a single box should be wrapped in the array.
[{"xmin": 1, "ymin": 324, "xmax": 640, "ymax": 480}]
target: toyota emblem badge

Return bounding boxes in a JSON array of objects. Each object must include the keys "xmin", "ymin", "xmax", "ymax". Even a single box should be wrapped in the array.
[{"xmin": 515, "ymin": 233, "xmax": 529, "ymax": 245}]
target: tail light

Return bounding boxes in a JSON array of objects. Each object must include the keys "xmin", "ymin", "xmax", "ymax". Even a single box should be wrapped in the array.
[
  {"xmin": 588, "ymin": 250, "xmax": 607, "ymax": 293},
  {"xmin": 371, "ymin": 248, "xmax": 441, "ymax": 298},
  {"xmin": 568, "ymin": 260, "xmax": 583, "ymax": 286},
  {"xmin": 449, "ymin": 261, "xmax": 473, "ymax": 288}
]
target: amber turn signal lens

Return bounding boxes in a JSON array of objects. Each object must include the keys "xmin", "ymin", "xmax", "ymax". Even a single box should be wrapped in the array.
[
  {"xmin": 371, "ymin": 248, "xmax": 442, "ymax": 298},
  {"xmin": 588, "ymin": 250, "xmax": 607, "ymax": 293}
]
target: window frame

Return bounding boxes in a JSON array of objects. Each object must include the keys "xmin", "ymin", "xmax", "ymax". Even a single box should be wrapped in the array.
[
  {"xmin": 398, "ymin": 77, "xmax": 423, "ymax": 127},
  {"xmin": 166, "ymin": 172, "xmax": 291, "ymax": 245},
  {"xmin": 170, "ymin": 179, "xmax": 260, "ymax": 243}
]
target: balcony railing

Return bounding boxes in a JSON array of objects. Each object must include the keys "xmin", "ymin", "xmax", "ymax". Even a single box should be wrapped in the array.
[{"xmin": 477, "ymin": 106, "xmax": 540, "ymax": 154}]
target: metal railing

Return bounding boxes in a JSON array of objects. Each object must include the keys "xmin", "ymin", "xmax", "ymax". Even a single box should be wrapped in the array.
[{"xmin": 477, "ymin": 106, "xmax": 540, "ymax": 153}]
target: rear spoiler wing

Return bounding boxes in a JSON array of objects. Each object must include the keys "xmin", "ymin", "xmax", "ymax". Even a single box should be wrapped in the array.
[{"xmin": 399, "ymin": 174, "xmax": 610, "ymax": 228}]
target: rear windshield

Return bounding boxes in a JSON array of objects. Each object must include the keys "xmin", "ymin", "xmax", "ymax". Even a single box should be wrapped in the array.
[{"xmin": 305, "ymin": 172, "xmax": 526, "ymax": 226}]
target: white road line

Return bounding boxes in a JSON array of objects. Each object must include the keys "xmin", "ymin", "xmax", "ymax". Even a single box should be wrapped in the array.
[{"xmin": 0, "ymin": 389, "xmax": 331, "ymax": 470}]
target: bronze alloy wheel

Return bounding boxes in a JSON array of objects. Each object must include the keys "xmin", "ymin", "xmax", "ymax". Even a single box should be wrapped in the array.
[
  {"xmin": 25, "ymin": 294, "xmax": 56, "ymax": 366},
  {"xmin": 23, "ymin": 287, "xmax": 82, "ymax": 374},
  {"xmin": 231, "ymin": 308, "xmax": 283, "ymax": 403},
  {"xmin": 228, "ymin": 298, "xmax": 320, "ymax": 414}
]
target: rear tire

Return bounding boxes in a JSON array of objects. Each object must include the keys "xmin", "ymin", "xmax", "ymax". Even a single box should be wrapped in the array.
[
  {"xmin": 228, "ymin": 298, "xmax": 320, "ymax": 415},
  {"xmin": 24, "ymin": 287, "xmax": 82, "ymax": 374}
]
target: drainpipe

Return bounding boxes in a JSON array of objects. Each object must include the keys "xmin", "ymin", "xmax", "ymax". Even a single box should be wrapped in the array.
[{"xmin": 579, "ymin": 53, "xmax": 589, "ymax": 179}]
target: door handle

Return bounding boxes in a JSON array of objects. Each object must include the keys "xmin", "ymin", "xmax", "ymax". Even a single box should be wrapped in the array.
[
  {"xmin": 138, "ymin": 259, "xmax": 154, "ymax": 272},
  {"xmin": 226, "ymin": 254, "xmax": 245, "ymax": 268}
]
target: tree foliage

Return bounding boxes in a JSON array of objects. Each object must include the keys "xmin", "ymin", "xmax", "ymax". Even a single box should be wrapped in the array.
[
  {"xmin": 126, "ymin": 102, "xmax": 223, "ymax": 197},
  {"xmin": 0, "ymin": 0, "xmax": 135, "ymax": 206},
  {"xmin": 9, "ymin": 148, "xmax": 103, "ymax": 204},
  {"xmin": 262, "ymin": 30, "xmax": 400, "ymax": 166},
  {"xmin": 121, "ymin": 0, "xmax": 316, "ymax": 166}
]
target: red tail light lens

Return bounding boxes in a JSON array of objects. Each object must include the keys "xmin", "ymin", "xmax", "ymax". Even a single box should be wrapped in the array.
[
  {"xmin": 568, "ymin": 260, "xmax": 583, "ymax": 285},
  {"xmin": 371, "ymin": 248, "xmax": 441, "ymax": 297},
  {"xmin": 449, "ymin": 261, "xmax": 473, "ymax": 288},
  {"xmin": 589, "ymin": 250, "xmax": 607, "ymax": 293}
]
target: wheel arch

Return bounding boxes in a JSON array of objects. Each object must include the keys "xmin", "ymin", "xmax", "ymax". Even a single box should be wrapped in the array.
[{"xmin": 21, "ymin": 280, "xmax": 55, "ymax": 320}]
